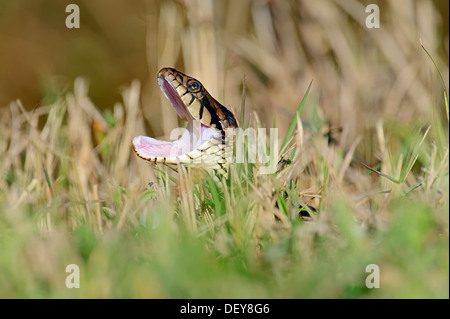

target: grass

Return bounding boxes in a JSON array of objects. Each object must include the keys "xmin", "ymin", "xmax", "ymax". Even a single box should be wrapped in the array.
[
  {"xmin": 0, "ymin": 75, "xmax": 447, "ymax": 298},
  {"xmin": 0, "ymin": 0, "xmax": 448, "ymax": 299}
]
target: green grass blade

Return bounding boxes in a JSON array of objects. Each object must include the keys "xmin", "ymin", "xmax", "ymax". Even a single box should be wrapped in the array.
[
  {"xmin": 289, "ymin": 147, "xmax": 296, "ymax": 161},
  {"xmin": 400, "ymin": 126, "xmax": 430, "ymax": 183},
  {"xmin": 402, "ymin": 182, "xmax": 423, "ymax": 196},
  {"xmin": 444, "ymin": 91, "xmax": 449, "ymax": 123},
  {"xmin": 421, "ymin": 41, "xmax": 449, "ymax": 122},
  {"xmin": 276, "ymin": 192, "xmax": 288, "ymax": 215},
  {"xmin": 280, "ymin": 80, "xmax": 313, "ymax": 155},
  {"xmin": 360, "ymin": 161, "xmax": 400, "ymax": 184},
  {"xmin": 152, "ymin": 165, "xmax": 178, "ymax": 184},
  {"xmin": 42, "ymin": 163, "xmax": 54, "ymax": 198},
  {"xmin": 207, "ymin": 176, "xmax": 222, "ymax": 215}
]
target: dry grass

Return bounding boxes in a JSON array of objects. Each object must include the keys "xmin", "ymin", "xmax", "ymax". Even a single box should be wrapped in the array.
[{"xmin": 0, "ymin": 0, "xmax": 448, "ymax": 298}]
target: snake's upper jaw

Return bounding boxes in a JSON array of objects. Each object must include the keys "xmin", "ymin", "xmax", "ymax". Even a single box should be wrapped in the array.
[{"xmin": 157, "ymin": 73, "xmax": 193, "ymax": 122}]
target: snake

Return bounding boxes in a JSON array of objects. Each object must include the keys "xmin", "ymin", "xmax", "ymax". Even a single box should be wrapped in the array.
[{"xmin": 133, "ymin": 67, "xmax": 238, "ymax": 177}]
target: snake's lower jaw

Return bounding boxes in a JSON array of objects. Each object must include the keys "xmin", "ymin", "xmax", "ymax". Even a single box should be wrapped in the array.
[{"xmin": 132, "ymin": 122, "xmax": 221, "ymax": 162}]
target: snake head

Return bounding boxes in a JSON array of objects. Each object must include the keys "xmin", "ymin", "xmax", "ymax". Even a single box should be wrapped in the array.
[
  {"xmin": 157, "ymin": 67, "xmax": 238, "ymax": 132},
  {"xmin": 132, "ymin": 67, "xmax": 238, "ymax": 176}
]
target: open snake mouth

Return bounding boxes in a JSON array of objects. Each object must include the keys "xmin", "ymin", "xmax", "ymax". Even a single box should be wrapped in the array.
[{"xmin": 132, "ymin": 68, "xmax": 221, "ymax": 161}]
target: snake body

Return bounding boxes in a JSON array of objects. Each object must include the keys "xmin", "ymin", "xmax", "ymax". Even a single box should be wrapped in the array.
[{"xmin": 133, "ymin": 67, "xmax": 238, "ymax": 177}]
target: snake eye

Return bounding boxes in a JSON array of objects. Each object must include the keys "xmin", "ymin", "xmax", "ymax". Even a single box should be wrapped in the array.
[{"xmin": 187, "ymin": 80, "xmax": 201, "ymax": 93}]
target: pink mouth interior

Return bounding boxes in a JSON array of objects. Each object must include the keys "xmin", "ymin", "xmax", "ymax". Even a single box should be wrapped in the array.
[
  {"xmin": 158, "ymin": 75, "xmax": 194, "ymax": 122},
  {"xmin": 133, "ymin": 75, "xmax": 219, "ymax": 159}
]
